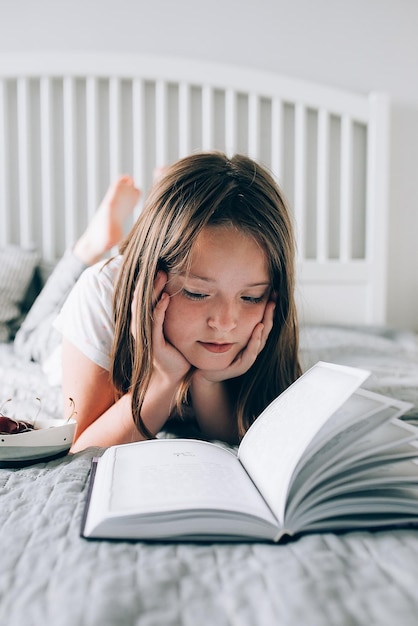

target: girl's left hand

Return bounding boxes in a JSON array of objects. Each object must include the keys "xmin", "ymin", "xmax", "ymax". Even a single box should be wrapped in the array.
[{"xmin": 196, "ymin": 300, "xmax": 276, "ymax": 383}]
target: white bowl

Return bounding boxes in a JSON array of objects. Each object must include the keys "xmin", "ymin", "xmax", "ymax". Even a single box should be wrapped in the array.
[{"xmin": 0, "ymin": 418, "xmax": 77, "ymax": 464}]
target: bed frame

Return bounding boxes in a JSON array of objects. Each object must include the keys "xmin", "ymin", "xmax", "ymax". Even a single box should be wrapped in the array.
[
  {"xmin": 4, "ymin": 55, "xmax": 418, "ymax": 626},
  {"xmin": 0, "ymin": 52, "xmax": 390, "ymax": 325}
]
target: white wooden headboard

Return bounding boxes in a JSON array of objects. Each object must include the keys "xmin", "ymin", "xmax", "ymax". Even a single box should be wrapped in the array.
[{"xmin": 0, "ymin": 52, "xmax": 390, "ymax": 326}]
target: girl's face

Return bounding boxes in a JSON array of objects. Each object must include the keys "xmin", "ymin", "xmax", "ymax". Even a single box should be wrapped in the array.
[{"xmin": 163, "ymin": 226, "xmax": 271, "ymax": 371}]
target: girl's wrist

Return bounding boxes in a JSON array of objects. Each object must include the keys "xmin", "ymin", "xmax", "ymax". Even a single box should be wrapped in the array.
[
  {"xmin": 152, "ymin": 367, "xmax": 185, "ymax": 392},
  {"xmin": 190, "ymin": 370, "xmax": 223, "ymax": 390},
  {"xmin": 137, "ymin": 370, "xmax": 184, "ymax": 436}
]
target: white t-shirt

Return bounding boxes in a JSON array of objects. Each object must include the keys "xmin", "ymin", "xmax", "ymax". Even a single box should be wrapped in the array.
[{"xmin": 53, "ymin": 255, "xmax": 123, "ymax": 373}]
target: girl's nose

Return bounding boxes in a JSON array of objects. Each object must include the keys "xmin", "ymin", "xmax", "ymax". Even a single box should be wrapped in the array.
[{"xmin": 207, "ymin": 302, "xmax": 237, "ymax": 333}]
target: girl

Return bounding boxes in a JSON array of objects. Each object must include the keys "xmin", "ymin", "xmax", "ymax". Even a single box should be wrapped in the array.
[{"xmin": 24, "ymin": 152, "xmax": 301, "ymax": 451}]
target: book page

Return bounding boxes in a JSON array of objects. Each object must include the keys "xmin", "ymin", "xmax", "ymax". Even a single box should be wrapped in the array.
[
  {"xmin": 237, "ymin": 362, "xmax": 370, "ymax": 525},
  {"xmin": 289, "ymin": 391, "xmax": 413, "ymax": 497},
  {"xmin": 93, "ymin": 439, "xmax": 277, "ymax": 525},
  {"xmin": 301, "ymin": 389, "xmax": 396, "ymax": 459},
  {"xmin": 298, "ymin": 484, "xmax": 418, "ymax": 531},
  {"xmin": 286, "ymin": 414, "xmax": 418, "ymax": 518},
  {"xmin": 297, "ymin": 455, "xmax": 418, "ymax": 519}
]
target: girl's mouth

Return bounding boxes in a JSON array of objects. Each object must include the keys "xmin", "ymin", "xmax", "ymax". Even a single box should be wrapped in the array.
[{"xmin": 199, "ymin": 342, "xmax": 234, "ymax": 354}]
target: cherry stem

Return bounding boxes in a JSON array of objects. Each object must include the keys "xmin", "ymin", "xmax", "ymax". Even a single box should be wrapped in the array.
[{"xmin": 66, "ymin": 398, "xmax": 77, "ymax": 422}]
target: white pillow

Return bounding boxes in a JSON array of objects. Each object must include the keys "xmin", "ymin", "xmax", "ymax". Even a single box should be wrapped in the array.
[{"xmin": 0, "ymin": 245, "xmax": 39, "ymax": 341}]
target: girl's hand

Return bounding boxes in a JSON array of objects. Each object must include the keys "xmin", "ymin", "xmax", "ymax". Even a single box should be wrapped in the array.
[
  {"xmin": 148, "ymin": 271, "xmax": 192, "ymax": 383},
  {"xmin": 196, "ymin": 299, "xmax": 276, "ymax": 384},
  {"xmin": 129, "ymin": 272, "xmax": 191, "ymax": 437}
]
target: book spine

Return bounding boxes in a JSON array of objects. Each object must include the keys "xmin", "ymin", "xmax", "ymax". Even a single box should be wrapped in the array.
[{"xmin": 80, "ymin": 457, "xmax": 99, "ymax": 538}]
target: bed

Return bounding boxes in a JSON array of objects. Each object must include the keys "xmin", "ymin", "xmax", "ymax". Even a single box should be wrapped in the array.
[{"xmin": 1, "ymin": 52, "xmax": 418, "ymax": 626}]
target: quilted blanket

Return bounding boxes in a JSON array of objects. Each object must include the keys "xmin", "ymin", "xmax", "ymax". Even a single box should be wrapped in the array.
[{"xmin": 1, "ymin": 326, "xmax": 418, "ymax": 626}]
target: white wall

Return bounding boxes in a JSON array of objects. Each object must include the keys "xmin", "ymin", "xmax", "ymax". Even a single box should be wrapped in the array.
[{"xmin": 1, "ymin": 0, "xmax": 417, "ymax": 329}]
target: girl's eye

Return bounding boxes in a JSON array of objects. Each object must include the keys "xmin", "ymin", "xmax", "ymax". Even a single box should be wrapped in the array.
[
  {"xmin": 241, "ymin": 295, "xmax": 265, "ymax": 304},
  {"xmin": 182, "ymin": 289, "xmax": 208, "ymax": 301}
]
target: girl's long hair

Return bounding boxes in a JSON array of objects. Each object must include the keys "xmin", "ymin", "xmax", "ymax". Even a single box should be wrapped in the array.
[{"xmin": 111, "ymin": 152, "xmax": 301, "ymax": 440}]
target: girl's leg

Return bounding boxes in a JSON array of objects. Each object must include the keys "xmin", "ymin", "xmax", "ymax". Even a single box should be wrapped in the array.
[
  {"xmin": 14, "ymin": 176, "xmax": 140, "ymax": 365},
  {"xmin": 72, "ymin": 175, "xmax": 141, "ymax": 265}
]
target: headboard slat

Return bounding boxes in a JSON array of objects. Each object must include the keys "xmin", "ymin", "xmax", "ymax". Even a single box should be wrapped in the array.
[
  {"xmin": 340, "ymin": 115, "xmax": 354, "ymax": 262},
  {"xmin": 39, "ymin": 77, "xmax": 54, "ymax": 260},
  {"xmin": 178, "ymin": 82, "xmax": 189, "ymax": 158},
  {"xmin": 201, "ymin": 85, "xmax": 213, "ymax": 151},
  {"xmin": 271, "ymin": 97, "xmax": 283, "ymax": 186},
  {"xmin": 132, "ymin": 77, "xmax": 145, "ymax": 206},
  {"xmin": 248, "ymin": 93, "xmax": 260, "ymax": 161},
  {"xmin": 316, "ymin": 109, "xmax": 330, "ymax": 262},
  {"xmin": 86, "ymin": 77, "xmax": 100, "ymax": 221},
  {"xmin": 63, "ymin": 76, "xmax": 77, "ymax": 249},
  {"xmin": 17, "ymin": 78, "xmax": 32, "ymax": 249},
  {"xmin": 294, "ymin": 103, "xmax": 307, "ymax": 259},
  {"xmin": 0, "ymin": 80, "xmax": 8, "ymax": 247},
  {"xmin": 109, "ymin": 77, "xmax": 122, "ymax": 181},
  {"xmin": 155, "ymin": 80, "xmax": 168, "ymax": 167},
  {"xmin": 225, "ymin": 88, "xmax": 237, "ymax": 156}
]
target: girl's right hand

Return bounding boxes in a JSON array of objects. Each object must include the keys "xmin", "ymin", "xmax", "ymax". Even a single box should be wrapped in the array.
[
  {"xmin": 148, "ymin": 271, "xmax": 192, "ymax": 383},
  {"xmin": 129, "ymin": 272, "xmax": 191, "ymax": 438}
]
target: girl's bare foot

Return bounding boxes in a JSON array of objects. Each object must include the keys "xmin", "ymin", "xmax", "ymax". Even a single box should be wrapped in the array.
[{"xmin": 73, "ymin": 176, "xmax": 141, "ymax": 265}]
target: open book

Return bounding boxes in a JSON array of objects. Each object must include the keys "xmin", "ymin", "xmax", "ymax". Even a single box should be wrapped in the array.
[{"xmin": 81, "ymin": 362, "xmax": 418, "ymax": 542}]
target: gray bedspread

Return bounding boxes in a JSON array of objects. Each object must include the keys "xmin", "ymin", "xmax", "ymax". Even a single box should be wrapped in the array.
[{"xmin": 1, "ymin": 325, "xmax": 418, "ymax": 626}]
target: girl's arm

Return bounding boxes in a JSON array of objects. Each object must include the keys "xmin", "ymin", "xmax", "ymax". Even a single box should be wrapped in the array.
[
  {"xmin": 63, "ymin": 339, "xmax": 179, "ymax": 452},
  {"xmin": 189, "ymin": 374, "xmax": 238, "ymax": 444}
]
